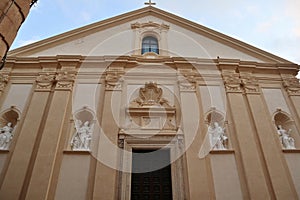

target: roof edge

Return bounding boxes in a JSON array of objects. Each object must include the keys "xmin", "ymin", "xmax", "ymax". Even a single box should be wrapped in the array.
[{"xmin": 8, "ymin": 6, "xmax": 294, "ymax": 64}]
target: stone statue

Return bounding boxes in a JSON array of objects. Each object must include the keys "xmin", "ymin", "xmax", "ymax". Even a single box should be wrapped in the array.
[
  {"xmin": 277, "ymin": 125, "xmax": 296, "ymax": 149},
  {"xmin": 0, "ymin": 122, "xmax": 14, "ymax": 150},
  {"xmin": 208, "ymin": 122, "xmax": 228, "ymax": 150},
  {"xmin": 71, "ymin": 120, "xmax": 93, "ymax": 150}
]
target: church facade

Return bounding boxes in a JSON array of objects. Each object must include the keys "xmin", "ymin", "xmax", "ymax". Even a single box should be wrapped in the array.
[{"xmin": 0, "ymin": 6, "xmax": 299, "ymax": 200}]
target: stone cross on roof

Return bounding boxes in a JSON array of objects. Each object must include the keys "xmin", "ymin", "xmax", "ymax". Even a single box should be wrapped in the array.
[{"xmin": 144, "ymin": 0, "xmax": 156, "ymax": 6}]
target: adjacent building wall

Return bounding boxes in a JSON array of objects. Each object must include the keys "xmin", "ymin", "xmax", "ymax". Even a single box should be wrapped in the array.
[{"xmin": 0, "ymin": 0, "xmax": 31, "ymax": 60}]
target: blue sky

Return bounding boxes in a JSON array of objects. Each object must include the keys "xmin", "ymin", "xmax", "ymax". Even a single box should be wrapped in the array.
[{"xmin": 11, "ymin": 0, "xmax": 300, "ymax": 65}]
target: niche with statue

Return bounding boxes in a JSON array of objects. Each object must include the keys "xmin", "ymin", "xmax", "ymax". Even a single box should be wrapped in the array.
[
  {"xmin": 274, "ymin": 110, "xmax": 299, "ymax": 150},
  {"xmin": 205, "ymin": 109, "xmax": 228, "ymax": 150},
  {"xmin": 0, "ymin": 107, "xmax": 20, "ymax": 150},
  {"xmin": 70, "ymin": 107, "xmax": 95, "ymax": 151}
]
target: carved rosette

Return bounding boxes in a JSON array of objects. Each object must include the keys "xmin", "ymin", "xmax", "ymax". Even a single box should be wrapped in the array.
[
  {"xmin": 241, "ymin": 75, "xmax": 260, "ymax": 94},
  {"xmin": 35, "ymin": 73, "xmax": 55, "ymax": 91},
  {"xmin": 55, "ymin": 71, "xmax": 76, "ymax": 91},
  {"xmin": 105, "ymin": 70, "xmax": 124, "ymax": 91},
  {"xmin": 283, "ymin": 77, "xmax": 300, "ymax": 96},
  {"xmin": 0, "ymin": 73, "xmax": 9, "ymax": 92},
  {"xmin": 223, "ymin": 73, "xmax": 243, "ymax": 93}
]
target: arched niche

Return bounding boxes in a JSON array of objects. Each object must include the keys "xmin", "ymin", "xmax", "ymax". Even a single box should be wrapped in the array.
[
  {"xmin": 205, "ymin": 108, "xmax": 225, "ymax": 127},
  {"xmin": 69, "ymin": 107, "xmax": 96, "ymax": 151},
  {"xmin": 205, "ymin": 108, "xmax": 229, "ymax": 150},
  {"xmin": 74, "ymin": 107, "xmax": 95, "ymax": 123},
  {"xmin": 0, "ymin": 107, "xmax": 20, "ymax": 150},
  {"xmin": 273, "ymin": 110, "xmax": 299, "ymax": 149},
  {"xmin": 0, "ymin": 107, "xmax": 20, "ymax": 128}
]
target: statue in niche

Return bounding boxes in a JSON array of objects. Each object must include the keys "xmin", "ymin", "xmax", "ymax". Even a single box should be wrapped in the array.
[
  {"xmin": 277, "ymin": 125, "xmax": 296, "ymax": 149},
  {"xmin": 71, "ymin": 120, "xmax": 93, "ymax": 150},
  {"xmin": 0, "ymin": 122, "xmax": 14, "ymax": 150},
  {"xmin": 208, "ymin": 122, "xmax": 228, "ymax": 150}
]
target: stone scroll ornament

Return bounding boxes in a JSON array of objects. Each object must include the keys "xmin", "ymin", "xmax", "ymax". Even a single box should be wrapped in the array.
[
  {"xmin": 70, "ymin": 120, "xmax": 94, "ymax": 151},
  {"xmin": 0, "ymin": 122, "xmax": 14, "ymax": 150},
  {"xmin": 130, "ymin": 82, "xmax": 172, "ymax": 107}
]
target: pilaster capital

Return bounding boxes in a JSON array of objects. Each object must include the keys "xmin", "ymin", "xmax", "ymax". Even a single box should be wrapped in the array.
[
  {"xmin": 55, "ymin": 71, "xmax": 76, "ymax": 91},
  {"xmin": 222, "ymin": 72, "xmax": 243, "ymax": 93},
  {"xmin": 105, "ymin": 69, "xmax": 124, "ymax": 91},
  {"xmin": 178, "ymin": 71, "xmax": 196, "ymax": 92},
  {"xmin": 0, "ymin": 73, "xmax": 9, "ymax": 92},
  {"xmin": 240, "ymin": 73, "xmax": 260, "ymax": 94},
  {"xmin": 282, "ymin": 76, "xmax": 300, "ymax": 96},
  {"xmin": 35, "ymin": 73, "xmax": 56, "ymax": 92}
]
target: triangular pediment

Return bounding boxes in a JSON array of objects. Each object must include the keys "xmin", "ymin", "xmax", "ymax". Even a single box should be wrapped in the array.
[{"xmin": 8, "ymin": 6, "xmax": 292, "ymax": 63}]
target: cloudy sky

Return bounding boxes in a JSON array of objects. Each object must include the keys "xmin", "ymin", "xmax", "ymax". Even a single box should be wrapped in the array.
[{"xmin": 11, "ymin": 0, "xmax": 300, "ymax": 64}]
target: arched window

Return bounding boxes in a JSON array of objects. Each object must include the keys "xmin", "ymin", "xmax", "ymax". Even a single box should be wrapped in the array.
[{"xmin": 141, "ymin": 36, "xmax": 159, "ymax": 54}]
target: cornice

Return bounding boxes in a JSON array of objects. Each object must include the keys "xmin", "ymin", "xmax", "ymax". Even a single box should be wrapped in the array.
[{"xmin": 4, "ymin": 55, "xmax": 299, "ymax": 74}]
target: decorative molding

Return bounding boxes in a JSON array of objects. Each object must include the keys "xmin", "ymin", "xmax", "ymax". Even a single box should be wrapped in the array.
[
  {"xmin": 55, "ymin": 71, "xmax": 76, "ymax": 91},
  {"xmin": 223, "ymin": 73, "xmax": 243, "ymax": 93},
  {"xmin": 130, "ymin": 82, "xmax": 172, "ymax": 107},
  {"xmin": 0, "ymin": 73, "xmax": 9, "ymax": 92},
  {"xmin": 131, "ymin": 21, "xmax": 170, "ymax": 31},
  {"xmin": 241, "ymin": 74, "xmax": 260, "ymax": 94},
  {"xmin": 35, "ymin": 73, "xmax": 55, "ymax": 91},
  {"xmin": 282, "ymin": 76, "xmax": 300, "ymax": 96},
  {"xmin": 105, "ymin": 70, "xmax": 124, "ymax": 91},
  {"xmin": 178, "ymin": 72, "xmax": 196, "ymax": 92},
  {"xmin": 118, "ymin": 133, "xmax": 125, "ymax": 149}
]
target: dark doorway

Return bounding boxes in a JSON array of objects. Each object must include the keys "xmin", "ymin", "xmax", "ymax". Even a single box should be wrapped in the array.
[{"xmin": 131, "ymin": 149, "xmax": 173, "ymax": 200}]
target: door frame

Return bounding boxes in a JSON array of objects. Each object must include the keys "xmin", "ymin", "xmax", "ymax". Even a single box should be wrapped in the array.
[{"xmin": 117, "ymin": 132, "xmax": 187, "ymax": 200}]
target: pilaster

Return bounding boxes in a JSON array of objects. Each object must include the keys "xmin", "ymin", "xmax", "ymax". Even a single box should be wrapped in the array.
[
  {"xmin": 0, "ymin": 72, "xmax": 55, "ymax": 200},
  {"xmin": 92, "ymin": 69, "xmax": 123, "ymax": 199},
  {"xmin": 221, "ymin": 67, "xmax": 271, "ymax": 199},
  {"xmin": 178, "ymin": 72, "xmax": 211, "ymax": 199},
  {"xmin": 241, "ymin": 70, "xmax": 297, "ymax": 199},
  {"xmin": 25, "ymin": 70, "xmax": 76, "ymax": 200},
  {"xmin": 282, "ymin": 74, "xmax": 300, "ymax": 120}
]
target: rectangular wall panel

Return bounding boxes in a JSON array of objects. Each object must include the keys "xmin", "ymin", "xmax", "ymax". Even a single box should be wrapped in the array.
[
  {"xmin": 55, "ymin": 154, "xmax": 91, "ymax": 200},
  {"xmin": 284, "ymin": 153, "xmax": 300, "ymax": 198},
  {"xmin": 210, "ymin": 154, "xmax": 243, "ymax": 200}
]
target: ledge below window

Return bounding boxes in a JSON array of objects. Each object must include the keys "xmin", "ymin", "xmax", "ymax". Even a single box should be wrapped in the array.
[
  {"xmin": 210, "ymin": 149, "xmax": 235, "ymax": 154},
  {"xmin": 282, "ymin": 149, "xmax": 300, "ymax": 153},
  {"xmin": 63, "ymin": 150, "xmax": 91, "ymax": 155}
]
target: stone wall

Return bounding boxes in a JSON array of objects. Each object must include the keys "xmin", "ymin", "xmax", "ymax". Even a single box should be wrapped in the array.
[{"xmin": 0, "ymin": 0, "xmax": 31, "ymax": 60}]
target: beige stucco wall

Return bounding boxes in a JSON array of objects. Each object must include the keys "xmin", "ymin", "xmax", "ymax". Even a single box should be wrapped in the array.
[
  {"xmin": 199, "ymin": 85, "xmax": 226, "ymax": 114},
  {"xmin": 285, "ymin": 153, "xmax": 300, "ymax": 198},
  {"xmin": 55, "ymin": 154, "xmax": 91, "ymax": 200},
  {"xmin": 73, "ymin": 83, "xmax": 101, "ymax": 113},
  {"xmin": 20, "ymin": 15, "xmax": 263, "ymax": 62},
  {"xmin": 210, "ymin": 154, "xmax": 243, "ymax": 200},
  {"xmin": 0, "ymin": 84, "xmax": 32, "ymax": 113},
  {"xmin": 262, "ymin": 88, "xmax": 290, "ymax": 115}
]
